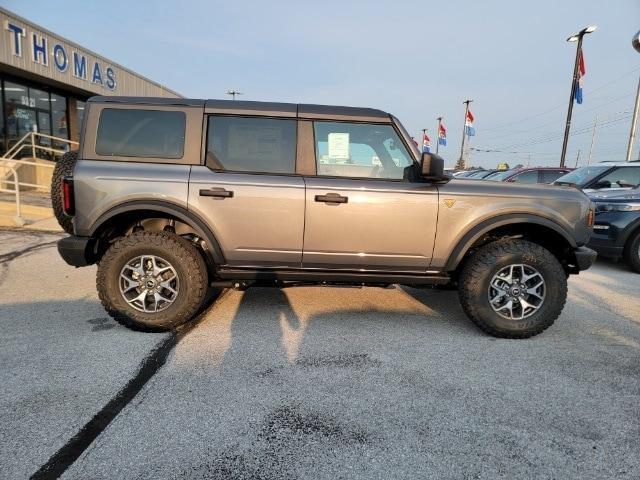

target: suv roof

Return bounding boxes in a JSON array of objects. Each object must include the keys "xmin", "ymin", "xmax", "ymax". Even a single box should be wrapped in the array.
[{"xmin": 88, "ymin": 96, "xmax": 392, "ymax": 122}]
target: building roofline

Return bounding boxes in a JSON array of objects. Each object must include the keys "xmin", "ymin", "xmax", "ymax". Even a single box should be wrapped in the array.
[{"xmin": 0, "ymin": 6, "xmax": 183, "ymax": 98}]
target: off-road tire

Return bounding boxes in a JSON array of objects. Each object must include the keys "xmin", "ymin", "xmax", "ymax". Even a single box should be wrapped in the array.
[
  {"xmin": 624, "ymin": 231, "xmax": 640, "ymax": 273},
  {"xmin": 97, "ymin": 231, "xmax": 208, "ymax": 332},
  {"xmin": 458, "ymin": 239, "xmax": 567, "ymax": 339},
  {"xmin": 50, "ymin": 150, "xmax": 78, "ymax": 234}
]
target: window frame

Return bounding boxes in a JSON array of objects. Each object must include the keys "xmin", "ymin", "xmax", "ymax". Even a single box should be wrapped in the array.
[
  {"xmin": 309, "ymin": 119, "xmax": 419, "ymax": 182},
  {"xmin": 203, "ymin": 114, "xmax": 300, "ymax": 177},
  {"xmin": 83, "ymin": 103, "xmax": 202, "ymax": 165}
]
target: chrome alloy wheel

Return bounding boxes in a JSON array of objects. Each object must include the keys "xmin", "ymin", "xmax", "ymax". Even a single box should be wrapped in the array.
[
  {"xmin": 119, "ymin": 255, "xmax": 179, "ymax": 313},
  {"xmin": 487, "ymin": 264, "xmax": 545, "ymax": 320}
]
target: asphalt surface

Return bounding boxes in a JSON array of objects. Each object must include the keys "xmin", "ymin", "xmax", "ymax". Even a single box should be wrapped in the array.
[{"xmin": 0, "ymin": 229, "xmax": 638, "ymax": 479}]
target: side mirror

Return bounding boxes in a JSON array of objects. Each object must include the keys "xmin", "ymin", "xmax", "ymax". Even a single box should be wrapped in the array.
[{"xmin": 420, "ymin": 152, "xmax": 448, "ymax": 182}]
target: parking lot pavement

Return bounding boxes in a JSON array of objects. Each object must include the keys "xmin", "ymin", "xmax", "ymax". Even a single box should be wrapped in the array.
[{"xmin": 1, "ymin": 229, "xmax": 639, "ymax": 479}]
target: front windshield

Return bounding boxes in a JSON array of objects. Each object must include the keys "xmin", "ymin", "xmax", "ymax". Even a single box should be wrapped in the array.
[
  {"xmin": 487, "ymin": 170, "xmax": 516, "ymax": 181},
  {"xmin": 391, "ymin": 115, "xmax": 420, "ymax": 161},
  {"xmin": 553, "ymin": 165, "xmax": 609, "ymax": 187}
]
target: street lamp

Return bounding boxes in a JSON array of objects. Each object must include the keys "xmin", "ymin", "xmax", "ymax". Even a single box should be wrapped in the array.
[
  {"xmin": 226, "ymin": 90, "xmax": 243, "ymax": 100},
  {"xmin": 560, "ymin": 25, "xmax": 597, "ymax": 167}
]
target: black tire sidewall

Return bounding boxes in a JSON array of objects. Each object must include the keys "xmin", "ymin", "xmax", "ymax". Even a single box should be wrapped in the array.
[
  {"xmin": 625, "ymin": 232, "xmax": 640, "ymax": 273},
  {"xmin": 460, "ymin": 242, "xmax": 567, "ymax": 336},
  {"xmin": 99, "ymin": 234, "xmax": 207, "ymax": 330}
]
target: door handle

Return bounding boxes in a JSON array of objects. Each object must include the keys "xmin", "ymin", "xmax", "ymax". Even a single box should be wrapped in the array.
[
  {"xmin": 315, "ymin": 193, "xmax": 348, "ymax": 204},
  {"xmin": 199, "ymin": 188, "xmax": 234, "ymax": 198}
]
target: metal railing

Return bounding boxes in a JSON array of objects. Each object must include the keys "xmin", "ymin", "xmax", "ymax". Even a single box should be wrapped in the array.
[{"xmin": 0, "ymin": 132, "xmax": 79, "ymax": 225}]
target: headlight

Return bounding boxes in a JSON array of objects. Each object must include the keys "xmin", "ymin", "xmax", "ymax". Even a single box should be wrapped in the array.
[{"xmin": 596, "ymin": 202, "xmax": 640, "ymax": 212}]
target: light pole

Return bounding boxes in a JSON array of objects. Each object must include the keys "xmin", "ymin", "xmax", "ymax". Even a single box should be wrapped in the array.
[
  {"xmin": 458, "ymin": 100, "xmax": 472, "ymax": 170},
  {"xmin": 226, "ymin": 90, "xmax": 243, "ymax": 100},
  {"xmin": 560, "ymin": 25, "xmax": 597, "ymax": 167},
  {"xmin": 625, "ymin": 30, "xmax": 640, "ymax": 161}
]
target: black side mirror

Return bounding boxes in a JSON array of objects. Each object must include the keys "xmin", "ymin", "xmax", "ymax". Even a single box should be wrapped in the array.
[{"xmin": 420, "ymin": 152, "xmax": 448, "ymax": 182}]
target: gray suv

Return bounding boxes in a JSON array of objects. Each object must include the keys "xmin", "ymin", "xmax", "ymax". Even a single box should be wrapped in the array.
[{"xmin": 53, "ymin": 97, "xmax": 596, "ymax": 338}]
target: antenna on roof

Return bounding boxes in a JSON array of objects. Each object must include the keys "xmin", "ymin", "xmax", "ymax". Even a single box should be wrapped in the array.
[{"xmin": 226, "ymin": 90, "xmax": 243, "ymax": 100}]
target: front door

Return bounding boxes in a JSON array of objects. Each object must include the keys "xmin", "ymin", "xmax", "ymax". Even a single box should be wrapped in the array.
[
  {"xmin": 302, "ymin": 121, "xmax": 439, "ymax": 272},
  {"xmin": 189, "ymin": 115, "xmax": 305, "ymax": 268}
]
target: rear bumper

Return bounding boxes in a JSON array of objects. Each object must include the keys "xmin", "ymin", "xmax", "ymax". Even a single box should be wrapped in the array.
[
  {"xmin": 573, "ymin": 246, "xmax": 597, "ymax": 271},
  {"xmin": 57, "ymin": 236, "xmax": 96, "ymax": 267}
]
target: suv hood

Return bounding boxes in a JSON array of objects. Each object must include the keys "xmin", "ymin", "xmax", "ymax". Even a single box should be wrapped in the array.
[
  {"xmin": 588, "ymin": 188, "xmax": 640, "ymax": 201},
  {"xmin": 446, "ymin": 178, "xmax": 589, "ymax": 201}
]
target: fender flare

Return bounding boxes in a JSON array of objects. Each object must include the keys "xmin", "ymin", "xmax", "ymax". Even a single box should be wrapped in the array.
[
  {"xmin": 444, "ymin": 213, "xmax": 577, "ymax": 271},
  {"xmin": 88, "ymin": 200, "xmax": 225, "ymax": 265}
]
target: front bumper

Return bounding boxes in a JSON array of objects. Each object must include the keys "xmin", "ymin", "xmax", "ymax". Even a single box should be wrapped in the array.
[
  {"xmin": 573, "ymin": 246, "xmax": 597, "ymax": 271},
  {"xmin": 57, "ymin": 236, "xmax": 96, "ymax": 267}
]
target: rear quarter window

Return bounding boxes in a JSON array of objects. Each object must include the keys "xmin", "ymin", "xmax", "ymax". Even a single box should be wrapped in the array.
[{"xmin": 96, "ymin": 109, "xmax": 186, "ymax": 159}]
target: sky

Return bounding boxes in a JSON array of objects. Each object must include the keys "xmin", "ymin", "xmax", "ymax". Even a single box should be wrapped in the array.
[{"xmin": 4, "ymin": 0, "xmax": 640, "ymax": 168}]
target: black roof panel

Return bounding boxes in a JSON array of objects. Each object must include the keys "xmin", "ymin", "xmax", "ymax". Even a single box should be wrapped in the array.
[{"xmin": 88, "ymin": 97, "xmax": 391, "ymax": 121}]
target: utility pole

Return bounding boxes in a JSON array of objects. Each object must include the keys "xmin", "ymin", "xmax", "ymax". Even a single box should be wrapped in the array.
[
  {"xmin": 226, "ymin": 90, "xmax": 243, "ymax": 100},
  {"xmin": 560, "ymin": 25, "xmax": 597, "ymax": 167},
  {"xmin": 457, "ymin": 100, "xmax": 472, "ymax": 170},
  {"xmin": 625, "ymin": 76, "xmax": 640, "ymax": 161},
  {"xmin": 587, "ymin": 115, "xmax": 599, "ymax": 165},
  {"xmin": 574, "ymin": 149, "xmax": 581, "ymax": 168},
  {"xmin": 436, "ymin": 116, "xmax": 443, "ymax": 154}
]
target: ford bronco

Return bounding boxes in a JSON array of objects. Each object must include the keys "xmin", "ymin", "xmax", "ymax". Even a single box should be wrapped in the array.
[{"xmin": 53, "ymin": 97, "xmax": 596, "ymax": 338}]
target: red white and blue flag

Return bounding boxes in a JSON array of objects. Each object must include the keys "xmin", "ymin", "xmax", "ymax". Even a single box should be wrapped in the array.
[
  {"xmin": 574, "ymin": 49, "xmax": 586, "ymax": 104},
  {"xmin": 465, "ymin": 110, "xmax": 476, "ymax": 136},
  {"xmin": 438, "ymin": 122, "xmax": 447, "ymax": 146},
  {"xmin": 422, "ymin": 133, "xmax": 431, "ymax": 153}
]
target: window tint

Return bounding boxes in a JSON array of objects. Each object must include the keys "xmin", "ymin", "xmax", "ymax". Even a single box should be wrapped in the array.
[
  {"xmin": 313, "ymin": 122, "xmax": 413, "ymax": 179},
  {"xmin": 206, "ymin": 116, "xmax": 296, "ymax": 174},
  {"xmin": 593, "ymin": 167, "xmax": 640, "ymax": 189},
  {"xmin": 96, "ymin": 109, "xmax": 185, "ymax": 159},
  {"xmin": 541, "ymin": 170, "xmax": 567, "ymax": 183},
  {"xmin": 512, "ymin": 170, "xmax": 539, "ymax": 184}
]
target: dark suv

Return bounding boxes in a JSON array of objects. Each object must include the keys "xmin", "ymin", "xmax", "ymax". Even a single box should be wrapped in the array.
[
  {"xmin": 52, "ymin": 97, "xmax": 596, "ymax": 338},
  {"xmin": 588, "ymin": 188, "xmax": 640, "ymax": 272}
]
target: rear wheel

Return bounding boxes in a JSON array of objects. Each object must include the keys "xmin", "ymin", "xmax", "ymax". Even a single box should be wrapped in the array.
[
  {"xmin": 50, "ymin": 150, "xmax": 78, "ymax": 234},
  {"xmin": 624, "ymin": 231, "xmax": 640, "ymax": 273},
  {"xmin": 97, "ymin": 231, "xmax": 208, "ymax": 331},
  {"xmin": 458, "ymin": 239, "xmax": 567, "ymax": 338}
]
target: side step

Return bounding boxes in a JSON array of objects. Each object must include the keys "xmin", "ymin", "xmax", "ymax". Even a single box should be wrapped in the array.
[{"xmin": 213, "ymin": 267, "xmax": 450, "ymax": 287}]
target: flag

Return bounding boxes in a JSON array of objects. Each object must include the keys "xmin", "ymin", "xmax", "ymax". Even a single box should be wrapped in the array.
[
  {"xmin": 574, "ymin": 49, "xmax": 585, "ymax": 104},
  {"xmin": 422, "ymin": 133, "xmax": 431, "ymax": 153},
  {"xmin": 465, "ymin": 110, "xmax": 476, "ymax": 136},
  {"xmin": 438, "ymin": 122, "xmax": 447, "ymax": 146}
]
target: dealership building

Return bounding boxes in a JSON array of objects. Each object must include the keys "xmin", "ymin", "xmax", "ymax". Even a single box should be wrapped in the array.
[{"xmin": 0, "ymin": 7, "xmax": 180, "ymax": 156}]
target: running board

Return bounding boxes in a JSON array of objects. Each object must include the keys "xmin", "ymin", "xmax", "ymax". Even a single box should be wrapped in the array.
[{"xmin": 214, "ymin": 268, "xmax": 450, "ymax": 286}]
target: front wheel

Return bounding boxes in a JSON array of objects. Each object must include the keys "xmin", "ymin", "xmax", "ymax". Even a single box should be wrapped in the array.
[
  {"xmin": 97, "ymin": 231, "xmax": 209, "ymax": 331},
  {"xmin": 458, "ymin": 239, "xmax": 567, "ymax": 338},
  {"xmin": 623, "ymin": 231, "xmax": 640, "ymax": 273}
]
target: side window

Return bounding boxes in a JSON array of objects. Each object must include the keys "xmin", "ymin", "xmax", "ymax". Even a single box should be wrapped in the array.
[
  {"xmin": 96, "ymin": 109, "xmax": 185, "ymax": 159},
  {"xmin": 595, "ymin": 167, "xmax": 640, "ymax": 189},
  {"xmin": 541, "ymin": 170, "xmax": 567, "ymax": 183},
  {"xmin": 512, "ymin": 170, "xmax": 539, "ymax": 184},
  {"xmin": 206, "ymin": 116, "xmax": 297, "ymax": 174},
  {"xmin": 313, "ymin": 121, "xmax": 413, "ymax": 180}
]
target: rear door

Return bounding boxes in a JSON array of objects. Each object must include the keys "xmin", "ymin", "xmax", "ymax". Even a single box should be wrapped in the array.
[
  {"xmin": 302, "ymin": 121, "xmax": 438, "ymax": 272},
  {"xmin": 188, "ymin": 115, "xmax": 305, "ymax": 267}
]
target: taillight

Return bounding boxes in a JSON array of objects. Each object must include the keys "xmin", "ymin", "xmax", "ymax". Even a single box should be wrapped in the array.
[{"xmin": 62, "ymin": 177, "xmax": 75, "ymax": 215}]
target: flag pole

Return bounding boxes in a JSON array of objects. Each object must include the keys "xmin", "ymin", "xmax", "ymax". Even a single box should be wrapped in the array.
[
  {"xmin": 458, "ymin": 100, "xmax": 472, "ymax": 169},
  {"xmin": 560, "ymin": 40, "xmax": 582, "ymax": 168},
  {"xmin": 436, "ymin": 117, "xmax": 442, "ymax": 154},
  {"xmin": 422, "ymin": 128, "xmax": 428, "ymax": 152}
]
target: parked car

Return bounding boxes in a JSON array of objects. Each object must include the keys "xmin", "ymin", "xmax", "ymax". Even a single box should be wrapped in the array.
[
  {"xmin": 463, "ymin": 169, "xmax": 498, "ymax": 180},
  {"xmin": 588, "ymin": 188, "xmax": 640, "ymax": 272},
  {"xmin": 486, "ymin": 167, "xmax": 573, "ymax": 184},
  {"xmin": 553, "ymin": 162, "xmax": 640, "ymax": 192},
  {"xmin": 453, "ymin": 170, "xmax": 481, "ymax": 178},
  {"xmin": 53, "ymin": 96, "xmax": 596, "ymax": 338}
]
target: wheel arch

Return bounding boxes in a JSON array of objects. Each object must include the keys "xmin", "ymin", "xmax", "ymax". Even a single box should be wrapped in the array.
[
  {"xmin": 444, "ymin": 214, "xmax": 578, "ymax": 273},
  {"xmin": 88, "ymin": 200, "xmax": 225, "ymax": 266}
]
